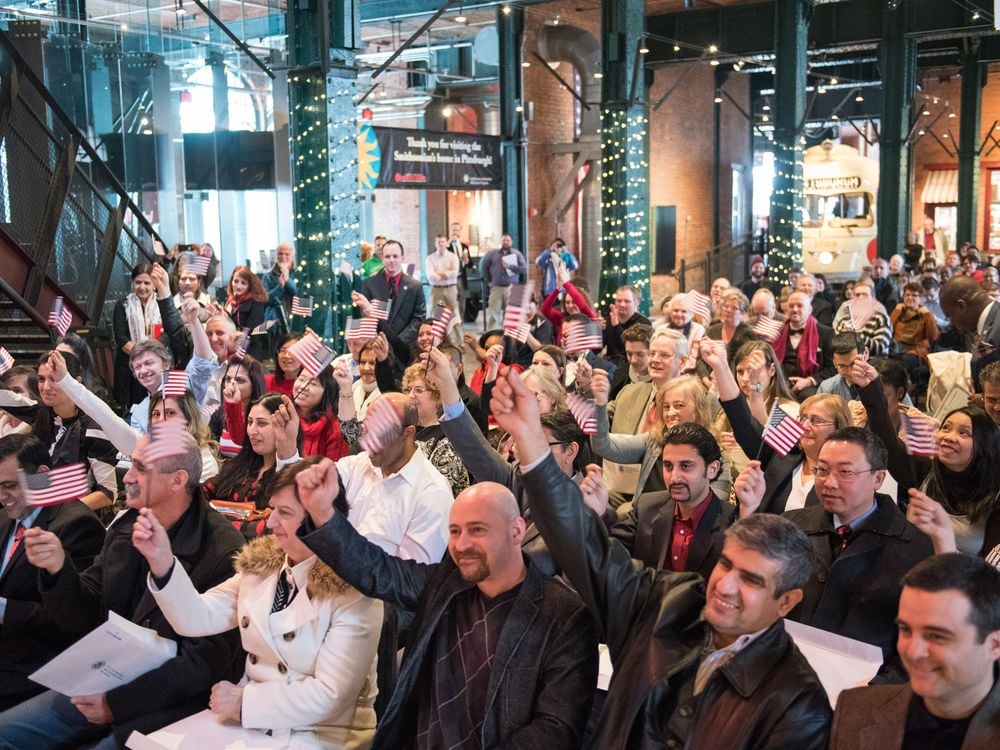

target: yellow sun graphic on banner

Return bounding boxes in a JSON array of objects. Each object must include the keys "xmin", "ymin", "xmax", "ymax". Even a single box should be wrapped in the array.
[{"xmin": 358, "ymin": 124, "xmax": 381, "ymax": 191}]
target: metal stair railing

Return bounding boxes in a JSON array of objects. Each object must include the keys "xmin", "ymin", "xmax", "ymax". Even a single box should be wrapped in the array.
[{"xmin": 677, "ymin": 234, "xmax": 754, "ymax": 292}]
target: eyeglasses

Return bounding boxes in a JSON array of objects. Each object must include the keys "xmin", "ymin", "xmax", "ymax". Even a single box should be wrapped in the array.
[
  {"xmin": 814, "ymin": 467, "xmax": 877, "ymax": 481},
  {"xmin": 405, "ymin": 386, "xmax": 429, "ymax": 396},
  {"xmin": 547, "ymin": 440, "xmax": 572, "ymax": 447},
  {"xmin": 800, "ymin": 415, "xmax": 835, "ymax": 427}
]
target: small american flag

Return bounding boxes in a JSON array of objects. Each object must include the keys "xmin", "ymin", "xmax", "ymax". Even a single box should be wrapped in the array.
[
  {"xmin": 901, "ymin": 410, "xmax": 937, "ymax": 457},
  {"xmin": 288, "ymin": 331, "xmax": 335, "ymax": 377},
  {"xmin": 251, "ymin": 320, "xmax": 276, "ymax": 336},
  {"xmin": 0, "ymin": 346, "xmax": 14, "ymax": 375},
  {"xmin": 291, "ymin": 296, "xmax": 313, "ymax": 317},
  {"xmin": 360, "ymin": 397, "xmax": 402, "ymax": 455},
  {"xmin": 564, "ymin": 319, "xmax": 603, "ymax": 356},
  {"xmin": 234, "ymin": 328, "xmax": 251, "ymax": 360},
  {"xmin": 18, "ymin": 463, "xmax": 89, "ymax": 507},
  {"xmin": 686, "ymin": 290, "xmax": 713, "ymax": 323},
  {"xmin": 200, "ymin": 397, "xmax": 220, "ymax": 421},
  {"xmin": 145, "ymin": 420, "xmax": 189, "ymax": 464},
  {"xmin": 504, "ymin": 322, "xmax": 531, "ymax": 343},
  {"xmin": 847, "ymin": 296, "xmax": 877, "ymax": 331},
  {"xmin": 753, "ymin": 316, "xmax": 785, "ymax": 343},
  {"xmin": 566, "ymin": 393, "xmax": 598, "ymax": 435},
  {"xmin": 182, "ymin": 251, "xmax": 211, "ymax": 277},
  {"xmin": 430, "ymin": 303, "xmax": 456, "ymax": 345},
  {"xmin": 48, "ymin": 297, "xmax": 72, "ymax": 337},
  {"xmin": 761, "ymin": 402, "xmax": 805, "ymax": 456},
  {"xmin": 369, "ymin": 299, "xmax": 392, "ymax": 321},
  {"xmin": 503, "ymin": 283, "xmax": 531, "ymax": 333},
  {"xmin": 160, "ymin": 370, "xmax": 189, "ymax": 397},
  {"xmin": 345, "ymin": 317, "xmax": 379, "ymax": 341}
]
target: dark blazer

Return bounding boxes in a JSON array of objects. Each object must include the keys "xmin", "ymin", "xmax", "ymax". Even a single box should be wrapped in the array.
[
  {"xmin": 983, "ymin": 301, "xmax": 1000, "ymax": 350},
  {"xmin": 811, "ymin": 297, "xmax": 834, "ymax": 327},
  {"xmin": 0, "ymin": 502, "xmax": 105, "ymax": 710},
  {"xmin": 300, "ymin": 511, "xmax": 598, "ymax": 750},
  {"xmin": 610, "ymin": 490, "xmax": 732, "ymax": 577},
  {"xmin": 361, "ymin": 272, "xmax": 426, "ymax": 353},
  {"xmin": 783, "ymin": 495, "xmax": 934, "ymax": 659},
  {"xmin": 38, "ymin": 498, "xmax": 245, "ymax": 744},
  {"xmin": 227, "ymin": 296, "xmax": 267, "ymax": 332},
  {"xmin": 784, "ymin": 320, "xmax": 836, "ymax": 384},
  {"xmin": 522, "ymin": 454, "xmax": 831, "ymax": 749},
  {"xmin": 830, "ymin": 678, "xmax": 1000, "ymax": 749}
]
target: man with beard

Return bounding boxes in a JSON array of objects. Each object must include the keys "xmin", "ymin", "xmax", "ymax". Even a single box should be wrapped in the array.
[{"xmin": 294, "ymin": 460, "xmax": 598, "ymax": 750}]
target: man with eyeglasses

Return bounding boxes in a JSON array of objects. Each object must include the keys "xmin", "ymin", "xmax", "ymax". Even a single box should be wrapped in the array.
[
  {"xmin": 735, "ymin": 427, "xmax": 933, "ymax": 666},
  {"xmin": 818, "ymin": 332, "xmax": 869, "ymax": 403}
]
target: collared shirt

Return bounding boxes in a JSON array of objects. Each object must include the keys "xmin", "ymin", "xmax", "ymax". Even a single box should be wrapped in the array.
[
  {"xmin": 336, "ymin": 449, "xmax": 453, "ymax": 563},
  {"xmin": 0, "ymin": 507, "xmax": 42, "ymax": 576},
  {"xmin": 426, "ymin": 250, "xmax": 459, "ymax": 286},
  {"xmin": 834, "ymin": 499, "xmax": 878, "ymax": 534},
  {"xmin": 667, "ymin": 491, "xmax": 713, "ymax": 572},
  {"xmin": 694, "ymin": 625, "xmax": 770, "ymax": 694}
]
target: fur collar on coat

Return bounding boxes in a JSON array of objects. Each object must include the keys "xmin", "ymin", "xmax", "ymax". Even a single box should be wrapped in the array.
[{"xmin": 234, "ymin": 535, "xmax": 350, "ymax": 600}]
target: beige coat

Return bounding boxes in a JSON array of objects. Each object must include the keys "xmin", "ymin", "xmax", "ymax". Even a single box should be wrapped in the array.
[{"xmin": 151, "ymin": 535, "xmax": 382, "ymax": 750}]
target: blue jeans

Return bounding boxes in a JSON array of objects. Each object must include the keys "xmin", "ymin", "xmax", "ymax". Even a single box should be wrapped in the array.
[{"xmin": 0, "ymin": 689, "xmax": 114, "ymax": 749}]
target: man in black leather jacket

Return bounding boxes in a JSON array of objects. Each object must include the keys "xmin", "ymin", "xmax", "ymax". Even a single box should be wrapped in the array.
[{"xmin": 490, "ymin": 368, "xmax": 832, "ymax": 749}]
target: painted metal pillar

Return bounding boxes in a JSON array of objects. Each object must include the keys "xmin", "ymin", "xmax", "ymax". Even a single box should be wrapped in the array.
[
  {"xmin": 768, "ymin": 0, "xmax": 810, "ymax": 285},
  {"xmin": 498, "ymin": 5, "xmax": 527, "ymax": 256},
  {"xmin": 958, "ymin": 42, "xmax": 984, "ymax": 247},
  {"xmin": 600, "ymin": 0, "xmax": 651, "ymax": 312},
  {"xmin": 877, "ymin": 0, "xmax": 916, "ymax": 259},
  {"xmin": 286, "ymin": 0, "xmax": 362, "ymax": 347}
]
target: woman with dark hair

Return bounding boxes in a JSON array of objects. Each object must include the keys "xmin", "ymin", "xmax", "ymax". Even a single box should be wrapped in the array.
[
  {"xmin": 531, "ymin": 345, "xmax": 568, "ymax": 387},
  {"xmin": 204, "ymin": 393, "xmax": 301, "ymax": 520},
  {"xmin": 224, "ymin": 265, "xmax": 269, "ymax": 332},
  {"xmin": 112, "ymin": 262, "xmax": 161, "ymax": 406},
  {"xmin": 907, "ymin": 406, "xmax": 1000, "ymax": 565},
  {"xmin": 30, "ymin": 352, "xmax": 118, "ymax": 513},
  {"xmin": 539, "ymin": 264, "xmax": 597, "ymax": 345},
  {"xmin": 55, "ymin": 333, "xmax": 108, "ymax": 397},
  {"xmin": 265, "ymin": 333, "xmax": 304, "ymax": 398},
  {"xmin": 213, "ymin": 355, "xmax": 267, "ymax": 458},
  {"xmin": 0, "ymin": 366, "xmax": 38, "ymax": 437},
  {"xmin": 291, "ymin": 367, "xmax": 349, "ymax": 461}
]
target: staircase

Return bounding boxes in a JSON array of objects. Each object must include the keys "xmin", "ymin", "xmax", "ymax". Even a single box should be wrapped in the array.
[{"xmin": 0, "ymin": 289, "xmax": 51, "ymax": 365}]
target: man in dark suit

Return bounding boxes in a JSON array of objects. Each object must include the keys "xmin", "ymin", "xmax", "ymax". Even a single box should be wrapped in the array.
[
  {"xmin": 295, "ymin": 458, "xmax": 598, "ymax": 750},
  {"xmin": 610, "ymin": 423, "xmax": 733, "ymax": 577},
  {"xmin": 0, "ymin": 435, "xmax": 104, "ymax": 711},
  {"xmin": 776, "ymin": 291, "xmax": 835, "ymax": 399},
  {"xmin": 941, "ymin": 274, "xmax": 1000, "ymax": 352},
  {"xmin": 0, "ymin": 434, "xmax": 244, "ymax": 749},
  {"xmin": 830, "ymin": 554, "xmax": 1000, "ymax": 749},
  {"xmin": 354, "ymin": 239, "xmax": 426, "ymax": 370},
  {"xmin": 735, "ymin": 427, "xmax": 934, "ymax": 663}
]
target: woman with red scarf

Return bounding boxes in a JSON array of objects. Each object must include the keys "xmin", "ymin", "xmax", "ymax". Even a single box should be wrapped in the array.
[{"xmin": 224, "ymin": 265, "xmax": 269, "ymax": 331}]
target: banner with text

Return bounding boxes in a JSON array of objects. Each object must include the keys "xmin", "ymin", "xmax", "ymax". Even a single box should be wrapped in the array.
[{"xmin": 367, "ymin": 127, "xmax": 504, "ymax": 190}]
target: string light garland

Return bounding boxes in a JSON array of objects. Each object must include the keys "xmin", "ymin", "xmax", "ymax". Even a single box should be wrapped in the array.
[
  {"xmin": 598, "ymin": 106, "xmax": 651, "ymax": 312},
  {"xmin": 768, "ymin": 138, "xmax": 805, "ymax": 285}
]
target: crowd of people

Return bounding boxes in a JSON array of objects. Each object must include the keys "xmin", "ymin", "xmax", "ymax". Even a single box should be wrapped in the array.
[{"xmin": 0, "ymin": 230, "xmax": 999, "ymax": 749}]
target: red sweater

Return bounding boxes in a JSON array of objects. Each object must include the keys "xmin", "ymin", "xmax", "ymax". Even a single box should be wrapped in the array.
[
  {"xmin": 300, "ymin": 412, "xmax": 349, "ymax": 461},
  {"xmin": 265, "ymin": 373, "xmax": 295, "ymax": 398}
]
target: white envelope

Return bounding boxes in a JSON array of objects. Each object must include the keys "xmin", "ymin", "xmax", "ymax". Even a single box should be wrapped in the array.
[{"xmin": 30, "ymin": 611, "xmax": 177, "ymax": 697}]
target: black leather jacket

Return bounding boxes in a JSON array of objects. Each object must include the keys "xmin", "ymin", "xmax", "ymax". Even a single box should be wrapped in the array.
[{"xmin": 522, "ymin": 453, "xmax": 832, "ymax": 749}]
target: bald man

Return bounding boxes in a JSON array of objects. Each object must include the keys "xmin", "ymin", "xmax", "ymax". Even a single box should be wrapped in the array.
[{"xmin": 296, "ymin": 462, "xmax": 598, "ymax": 750}]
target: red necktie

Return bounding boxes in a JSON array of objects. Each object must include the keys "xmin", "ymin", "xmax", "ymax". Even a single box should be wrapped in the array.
[
  {"xmin": 7, "ymin": 522, "xmax": 24, "ymax": 562},
  {"xmin": 835, "ymin": 524, "xmax": 852, "ymax": 556}
]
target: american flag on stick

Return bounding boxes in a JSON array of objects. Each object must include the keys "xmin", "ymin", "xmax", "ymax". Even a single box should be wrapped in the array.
[
  {"xmin": 685, "ymin": 290, "xmax": 713, "ymax": 323},
  {"xmin": 429, "ymin": 303, "xmax": 456, "ymax": 345},
  {"xmin": 48, "ymin": 297, "xmax": 72, "ymax": 337},
  {"xmin": 291, "ymin": 296, "xmax": 313, "ymax": 317},
  {"xmin": 288, "ymin": 331, "xmax": 335, "ymax": 377},
  {"xmin": 564, "ymin": 319, "xmax": 603, "ymax": 356},
  {"xmin": 761, "ymin": 402, "xmax": 805, "ymax": 456},
  {"xmin": 753, "ymin": 316, "xmax": 785, "ymax": 343},
  {"xmin": 145, "ymin": 420, "xmax": 189, "ymax": 464},
  {"xmin": 503, "ymin": 283, "xmax": 531, "ymax": 335},
  {"xmin": 251, "ymin": 320, "xmax": 276, "ymax": 336},
  {"xmin": 566, "ymin": 393, "xmax": 598, "ymax": 435},
  {"xmin": 847, "ymin": 295, "xmax": 877, "ymax": 332},
  {"xmin": 18, "ymin": 463, "xmax": 89, "ymax": 507},
  {"xmin": 0, "ymin": 346, "xmax": 14, "ymax": 375},
  {"xmin": 181, "ymin": 251, "xmax": 211, "ymax": 277},
  {"xmin": 504, "ymin": 322, "xmax": 531, "ymax": 343},
  {"xmin": 345, "ymin": 317, "xmax": 379, "ymax": 342},
  {"xmin": 234, "ymin": 328, "xmax": 251, "ymax": 360},
  {"xmin": 901, "ymin": 410, "xmax": 937, "ymax": 457},
  {"xmin": 360, "ymin": 397, "xmax": 402, "ymax": 455},
  {"xmin": 160, "ymin": 370, "xmax": 189, "ymax": 397},
  {"xmin": 369, "ymin": 299, "xmax": 391, "ymax": 321},
  {"xmin": 200, "ymin": 397, "xmax": 220, "ymax": 421}
]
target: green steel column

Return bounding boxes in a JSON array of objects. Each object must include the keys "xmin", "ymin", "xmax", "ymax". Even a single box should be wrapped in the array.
[
  {"xmin": 768, "ymin": 0, "xmax": 811, "ymax": 285},
  {"xmin": 958, "ymin": 43, "xmax": 984, "ymax": 247},
  {"xmin": 600, "ymin": 0, "xmax": 651, "ymax": 312},
  {"xmin": 286, "ymin": 0, "xmax": 361, "ymax": 348},
  {"xmin": 877, "ymin": 0, "xmax": 916, "ymax": 259},
  {"xmin": 498, "ymin": 6, "xmax": 527, "ymax": 255}
]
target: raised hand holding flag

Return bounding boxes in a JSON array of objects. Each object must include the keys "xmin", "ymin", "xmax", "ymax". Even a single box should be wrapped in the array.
[
  {"xmin": 760, "ymin": 401, "xmax": 805, "ymax": 457},
  {"xmin": 48, "ymin": 297, "xmax": 73, "ymax": 337}
]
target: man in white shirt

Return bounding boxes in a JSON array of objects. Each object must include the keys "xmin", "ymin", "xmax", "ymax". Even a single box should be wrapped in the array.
[
  {"xmin": 426, "ymin": 235, "xmax": 462, "ymax": 347},
  {"xmin": 335, "ymin": 392, "xmax": 453, "ymax": 563}
]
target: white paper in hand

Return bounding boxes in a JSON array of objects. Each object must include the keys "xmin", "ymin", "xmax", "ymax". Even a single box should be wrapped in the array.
[
  {"xmin": 784, "ymin": 619, "xmax": 883, "ymax": 708},
  {"xmin": 126, "ymin": 710, "xmax": 289, "ymax": 750},
  {"xmin": 30, "ymin": 611, "xmax": 177, "ymax": 697}
]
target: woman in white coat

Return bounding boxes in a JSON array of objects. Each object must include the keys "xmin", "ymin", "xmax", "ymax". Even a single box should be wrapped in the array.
[{"xmin": 132, "ymin": 456, "xmax": 382, "ymax": 750}]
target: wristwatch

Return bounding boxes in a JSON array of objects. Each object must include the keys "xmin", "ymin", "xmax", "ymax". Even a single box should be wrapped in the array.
[{"xmin": 749, "ymin": 383, "xmax": 764, "ymax": 393}]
